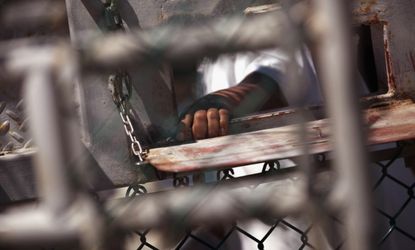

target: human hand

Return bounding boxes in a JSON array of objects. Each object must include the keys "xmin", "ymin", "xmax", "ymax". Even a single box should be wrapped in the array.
[{"xmin": 177, "ymin": 108, "xmax": 230, "ymax": 140}]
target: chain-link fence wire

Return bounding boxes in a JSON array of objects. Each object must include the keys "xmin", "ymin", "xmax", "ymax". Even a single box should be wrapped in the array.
[
  {"xmin": 372, "ymin": 142, "xmax": 415, "ymax": 249},
  {"xmin": 125, "ymin": 142, "xmax": 415, "ymax": 250}
]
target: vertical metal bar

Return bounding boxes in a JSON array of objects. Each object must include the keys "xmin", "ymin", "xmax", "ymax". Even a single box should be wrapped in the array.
[
  {"xmin": 313, "ymin": 1, "xmax": 373, "ymax": 250},
  {"xmin": 276, "ymin": 2, "xmax": 330, "ymax": 247},
  {"xmin": 24, "ymin": 65, "xmax": 76, "ymax": 214},
  {"xmin": 20, "ymin": 47, "xmax": 109, "ymax": 250}
]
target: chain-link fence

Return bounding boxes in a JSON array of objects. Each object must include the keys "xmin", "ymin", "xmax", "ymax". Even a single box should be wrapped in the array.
[
  {"xmin": 124, "ymin": 142, "xmax": 415, "ymax": 250},
  {"xmin": 373, "ymin": 143, "xmax": 415, "ymax": 249}
]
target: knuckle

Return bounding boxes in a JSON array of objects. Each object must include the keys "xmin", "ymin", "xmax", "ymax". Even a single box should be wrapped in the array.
[
  {"xmin": 219, "ymin": 109, "xmax": 229, "ymax": 116},
  {"xmin": 194, "ymin": 110, "xmax": 207, "ymax": 121},
  {"xmin": 182, "ymin": 114, "xmax": 193, "ymax": 126},
  {"xmin": 183, "ymin": 114, "xmax": 191, "ymax": 121},
  {"xmin": 207, "ymin": 108, "xmax": 219, "ymax": 119}
]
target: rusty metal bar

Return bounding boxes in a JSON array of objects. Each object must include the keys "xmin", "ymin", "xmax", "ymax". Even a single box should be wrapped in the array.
[{"xmin": 313, "ymin": 0, "xmax": 373, "ymax": 250}]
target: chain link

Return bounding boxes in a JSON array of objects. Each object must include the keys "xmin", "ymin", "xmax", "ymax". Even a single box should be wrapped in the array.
[
  {"xmin": 104, "ymin": 0, "xmax": 123, "ymax": 31},
  {"xmin": 173, "ymin": 174, "xmax": 190, "ymax": 187},
  {"xmin": 119, "ymin": 107, "xmax": 148, "ymax": 161},
  {"xmin": 105, "ymin": 0, "xmax": 148, "ymax": 162},
  {"xmin": 125, "ymin": 184, "xmax": 147, "ymax": 198},
  {"xmin": 262, "ymin": 160, "xmax": 281, "ymax": 173},
  {"xmin": 217, "ymin": 168, "xmax": 235, "ymax": 181}
]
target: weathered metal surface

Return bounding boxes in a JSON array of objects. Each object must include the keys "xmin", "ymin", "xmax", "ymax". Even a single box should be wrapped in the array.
[
  {"xmin": 0, "ymin": 83, "xmax": 30, "ymax": 155},
  {"xmin": 352, "ymin": 0, "xmax": 387, "ymax": 24},
  {"xmin": 148, "ymin": 101, "xmax": 415, "ymax": 172},
  {"xmin": 0, "ymin": 150, "xmax": 36, "ymax": 202},
  {"xmin": 66, "ymin": 0, "xmax": 178, "ymax": 187},
  {"xmin": 229, "ymin": 105, "xmax": 325, "ymax": 134},
  {"xmin": 66, "ymin": 0, "xmax": 273, "ymax": 33},
  {"xmin": 352, "ymin": 0, "xmax": 415, "ymax": 97},
  {"xmin": 241, "ymin": 0, "xmax": 415, "ymax": 100}
]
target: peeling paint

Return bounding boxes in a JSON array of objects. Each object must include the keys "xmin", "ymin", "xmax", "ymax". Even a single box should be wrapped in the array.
[
  {"xmin": 352, "ymin": 0, "xmax": 386, "ymax": 24},
  {"xmin": 384, "ymin": 35, "xmax": 397, "ymax": 92},
  {"xmin": 409, "ymin": 51, "xmax": 415, "ymax": 72}
]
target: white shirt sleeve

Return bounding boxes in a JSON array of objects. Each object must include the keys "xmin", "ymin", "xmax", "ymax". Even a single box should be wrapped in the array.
[{"xmin": 198, "ymin": 48, "xmax": 323, "ymax": 106}]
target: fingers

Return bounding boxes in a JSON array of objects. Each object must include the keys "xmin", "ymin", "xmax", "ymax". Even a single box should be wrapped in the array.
[
  {"xmin": 182, "ymin": 114, "xmax": 193, "ymax": 140},
  {"xmin": 192, "ymin": 110, "xmax": 208, "ymax": 139},
  {"xmin": 178, "ymin": 108, "xmax": 229, "ymax": 140},
  {"xmin": 177, "ymin": 114, "xmax": 193, "ymax": 141},
  {"xmin": 207, "ymin": 108, "xmax": 220, "ymax": 138},
  {"xmin": 219, "ymin": 109, "xmax": 229, "ymax": 136},
  {"xmin": 182, "ymin": 114, "xmax": 193, "ymax": 129}
]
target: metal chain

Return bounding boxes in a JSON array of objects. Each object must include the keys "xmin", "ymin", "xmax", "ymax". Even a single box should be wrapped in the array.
[
  {"xmin": 104, "ymin": 0, "xmax": 122, "ymax": 31},
  {"xmin": 105, "ymin": 0, "xmax": 148, "ymax": 162},
  {"xmin": 119, "ymin": 104, "xmax": 148, "ymax": 161},
  {"xmin": 313, "ymin": 153, "xmax": 326, "ymax": 163}
]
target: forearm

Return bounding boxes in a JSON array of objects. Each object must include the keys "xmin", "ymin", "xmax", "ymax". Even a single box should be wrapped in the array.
[
  {"xmin": 210, "ymin": 72, "xmax": 288, "ymax": 117},
  {"xmin": 177, "ymin": 72, "xmax": 288, "ymax": 140}
]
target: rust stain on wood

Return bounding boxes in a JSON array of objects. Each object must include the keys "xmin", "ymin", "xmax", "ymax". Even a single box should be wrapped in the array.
[
  {"xmin": 369, "ymin": 123, "xmax": 415, "ymax": 144},
  {"xmin": 148, "ymin": 101, "xmax": 415, "ymax": 172},
  {"xmin": 384, "ymin": 37, "xmax": 397, "ymax": 92},
  {"xmin": 366, "ymin": 113, "xmax": 380, "ymax": 126}
]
